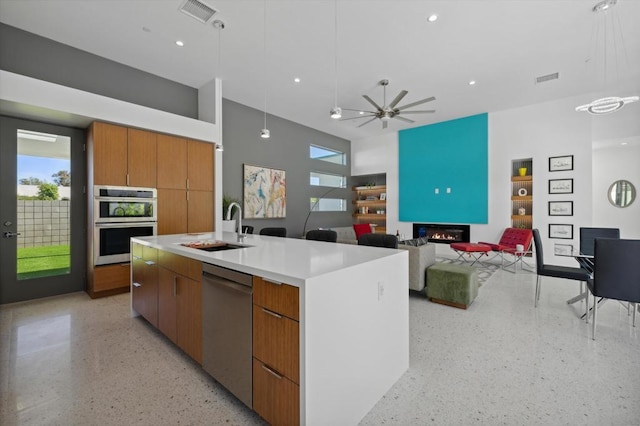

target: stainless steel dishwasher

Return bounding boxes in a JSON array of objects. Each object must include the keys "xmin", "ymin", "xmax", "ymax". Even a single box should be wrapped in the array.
[{"xmin": 202, "ymin": 263, "xmax": 253, "ymax": 408}]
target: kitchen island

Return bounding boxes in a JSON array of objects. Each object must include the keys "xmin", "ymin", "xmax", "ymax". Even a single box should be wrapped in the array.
[{"xmin": 131, "ymin": 232, "xmax": 409, "ymax": 426}]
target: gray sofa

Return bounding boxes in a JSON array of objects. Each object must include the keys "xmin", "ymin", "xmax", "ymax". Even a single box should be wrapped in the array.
[{"xmin": 398, "ymin": 242, "xmax": 436, "ymax": 292}]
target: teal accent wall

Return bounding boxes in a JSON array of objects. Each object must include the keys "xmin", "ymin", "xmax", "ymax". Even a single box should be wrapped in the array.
[{"xmin": 399, "ymin": 113, "xmax": 488, "ymax": 224}]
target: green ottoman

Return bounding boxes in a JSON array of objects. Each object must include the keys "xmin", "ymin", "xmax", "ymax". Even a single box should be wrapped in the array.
[{"xmin": 426, "ymin": 263, "xmax": 478, "ymax": 309}]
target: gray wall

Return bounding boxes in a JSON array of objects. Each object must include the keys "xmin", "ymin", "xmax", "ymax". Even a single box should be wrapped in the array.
[
  {"xmin": 222, "ymin": 99, "xmax": 352, "ymax": 238},
  {"xmin": 0, "ymin": 23, "xmax": 198, "ymax": 118}
]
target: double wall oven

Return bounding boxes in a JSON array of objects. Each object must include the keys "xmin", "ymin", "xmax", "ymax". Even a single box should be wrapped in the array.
[{"xmin": 93, "ymin": 186, "xmax": 157, "ymax": 265}]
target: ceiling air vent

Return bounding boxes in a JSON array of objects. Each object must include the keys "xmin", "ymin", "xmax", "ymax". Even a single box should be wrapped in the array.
[
  {"xmin": 179, "ymin": 0, "xmax": 218, "ymax": 24},
  {"xmin": 535, "ymin": 72, "xmax": 559, "ymax": 84}
]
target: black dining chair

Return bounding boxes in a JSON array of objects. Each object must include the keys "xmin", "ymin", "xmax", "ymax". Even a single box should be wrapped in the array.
[
  {"xmin": 242, "ymin": 225, "xmax": 254, "ymax": 235},
  {"xmin": 305, "ymin": 229, "xmax": 337, "ymax": 243},
  {"xmin": 358, "ymin": 233, "xmax": 398, "ymax": 249},
  {"xmin": 532, "ymin": 228, "xmax": 591, "ymax": 308},
  {"xmin": 587, "ymin": 238, "xmax": 640, "ymax": 340},
  {"xmin": 580, "ymin": 227, "xmax": 620, "ymax": 256},
  {"xmin": 259, "ymin": 227, "xmax": 287, "ymax": 237}
]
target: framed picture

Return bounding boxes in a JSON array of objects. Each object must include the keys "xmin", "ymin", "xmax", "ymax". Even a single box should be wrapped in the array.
[
  {"xmin": 548, "ymin": 178, "xmax": 573, "ymax": 194},
  {"xmin": 548, "ymin": 201, "xmax": 573, "ymax": 216},
  {"xmin": 379, "ymin": 193, "xmax": 387, "ymax": 201},
  {"xmin": 554, "ymin": 243, "xmax": 574, "ymax": 256},
  {"xmin": 549, "ymin": 224, "xmax": 573, "ymax": 239},
  {"xmin": 243, "ymin": 164, "xmax": 286, "ymax": 218},
  {"xmin": 549, "ymin": 155, "xmax": 573, "ymax": 172}
]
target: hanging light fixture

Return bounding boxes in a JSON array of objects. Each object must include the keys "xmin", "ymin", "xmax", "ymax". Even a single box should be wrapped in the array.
[
  {"xmin": 576, "ymin": 0, "xmax": 639, "ymax": 115},
  {"xmin": 329, "ymin": 0, "xmax": 342, "ymax": 119},
  {"xmin": 213, "ymin": 19, "xmax": 225, "ymax": 151},
  {"xmin": 260, "ymin": 0, "xmax": 270, "ymax": 139}
]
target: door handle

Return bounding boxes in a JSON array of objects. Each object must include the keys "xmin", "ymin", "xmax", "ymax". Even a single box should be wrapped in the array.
[{"xmin": 3, "ymin": 232, "xmax": 21, "ymax": 238}]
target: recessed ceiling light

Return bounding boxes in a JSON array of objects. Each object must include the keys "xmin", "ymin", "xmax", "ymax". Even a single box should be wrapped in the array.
[
  {"xmin": 176, "ymin": 40, "xmax": 184, "ymax": 47},
  {"xmin": 621, "ymin": 142, "xmax": 628, "ymax": 145},
  {"xmin": 294, "ymin": 77, "xmax": 301, "ymax": 83},
  {"xmin": 427, "ymin": 14, "xmax": 438, "ymax": 22},
  {"xmin": 359, "ymin": 111, "xmax": 364, "ymax": 115},
  {"xmin": 469, "ymin": 80, "xmax": 476, "ymax": 85}
]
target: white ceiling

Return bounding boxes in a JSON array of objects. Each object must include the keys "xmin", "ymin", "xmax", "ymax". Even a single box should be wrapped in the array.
[{"xmin": 1, "ymin": 0, "xmax": 639, "ymax": 141}]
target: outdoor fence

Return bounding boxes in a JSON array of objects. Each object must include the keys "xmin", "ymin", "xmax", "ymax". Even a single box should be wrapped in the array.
[{"xmin": 16, "ymin": 200, "xmax": 71, "ymax": 248}]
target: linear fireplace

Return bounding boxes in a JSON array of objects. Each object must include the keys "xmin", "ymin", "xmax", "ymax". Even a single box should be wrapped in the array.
[{"xmin": 413, "ymin": 223, "xmax": 470, "ymax": 244}]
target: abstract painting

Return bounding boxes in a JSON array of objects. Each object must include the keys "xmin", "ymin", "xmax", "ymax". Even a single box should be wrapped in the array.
[{"xmin": 243, "ymin": 164, "xmax": 286, "ymax": 218}]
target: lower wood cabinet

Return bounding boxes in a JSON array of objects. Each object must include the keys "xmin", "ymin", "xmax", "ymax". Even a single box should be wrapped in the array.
[
  {"xmin": 157, "ymin": 251, "xmax": 202, "ymax": 364},
  {"xmin": 91, "ymin": 263, "xmax": 130, "ymax": 295},
  {"xmin": 131, "ymin": 244, "xmax": 158, "ymax": 327},
  {"xmin": 252, "ymin": 276, "xmax": 300, "ymax": 425}
]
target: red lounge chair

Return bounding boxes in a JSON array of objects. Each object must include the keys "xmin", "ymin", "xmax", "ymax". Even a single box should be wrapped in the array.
[{"xmin": 479, "ymin": 227, "xmax": 533, "ymax": 272}]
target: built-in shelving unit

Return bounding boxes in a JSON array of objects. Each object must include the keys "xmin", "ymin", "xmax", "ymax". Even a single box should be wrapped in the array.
[
  {"xmin": 511, "ymin": 159, "xmax": 533, "ymax": 229},
  {"xmin": 353, "ymin": 185, "xmax": 387, "ymax": 234}
]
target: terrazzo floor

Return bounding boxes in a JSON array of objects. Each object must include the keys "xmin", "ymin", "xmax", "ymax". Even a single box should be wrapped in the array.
[{"xmin": 1, "ymin": 262, "xmax": 639, "ymax": 425}]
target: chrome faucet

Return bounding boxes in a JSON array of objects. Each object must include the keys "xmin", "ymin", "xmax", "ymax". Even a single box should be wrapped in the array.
[{"xmin": 226, "ymin": 202, "xmax": 245, "ymax": 242}]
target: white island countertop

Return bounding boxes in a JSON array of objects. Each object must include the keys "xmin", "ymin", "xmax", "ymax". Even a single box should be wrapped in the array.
[{"xmin": 131, "ymin": 231, "xmax": 405, "ymax": 287}]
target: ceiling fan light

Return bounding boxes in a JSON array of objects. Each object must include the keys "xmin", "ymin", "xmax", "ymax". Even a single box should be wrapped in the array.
[
  {"xmin": 330, "ymin": 107, "xmax": 342, "ymax": 119},
  {"xmin": 260, "ymin": 128, "xmax": 270, "ymax": 139}
]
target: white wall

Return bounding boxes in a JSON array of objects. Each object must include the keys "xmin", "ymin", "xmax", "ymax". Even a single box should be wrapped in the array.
[{"xmin": 352, "ymin": 94, "xmax": 639, "ymax": 264}]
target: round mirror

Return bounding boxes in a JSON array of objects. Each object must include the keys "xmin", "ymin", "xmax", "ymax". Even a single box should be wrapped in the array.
[{"xmin": 608, "ymin": 180, "xmax": 636, "ymax": 208}]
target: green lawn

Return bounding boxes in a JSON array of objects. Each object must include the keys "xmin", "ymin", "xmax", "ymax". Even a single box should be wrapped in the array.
[{"xmin": 17, "ymin": 244, "xmax": 70, "ymax": 280}]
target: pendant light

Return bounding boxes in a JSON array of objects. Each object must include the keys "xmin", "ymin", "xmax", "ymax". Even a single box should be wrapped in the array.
[
  {"xmin": 260, "ymin": 0, "xmax": 270, "ymax": 139},
  {"xmin": 213, "ymin": 19, "xmax": 225, "ymax": 151},
  {"xmin": 329, "ymin": 0, "xmax": 342, "ymax": 119},
  {"xmin": 576, "ymin": 0, "xmax": 638, "ymax": 115}
]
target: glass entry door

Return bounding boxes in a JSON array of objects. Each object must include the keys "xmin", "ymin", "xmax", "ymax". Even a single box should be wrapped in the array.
[{"xmin": 0, "ymin": 116, "xmax": 86, "ymax": 304}]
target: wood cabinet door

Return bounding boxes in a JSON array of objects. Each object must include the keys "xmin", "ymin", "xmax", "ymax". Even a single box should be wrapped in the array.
[
  {"xmin": 157, "ymin": 189, "xmax": 187, "ymax": 235},
  {"xmin": 176, "ymin": 275, "xmax": 202, "ymax": 364},
  {"xmin": 157, "ymin": 267, "xmax": 177, "ymax": 344},
  {"xmin": 187, "ymin": 140, "xmax": 214, "ymax": 191},
  {"xmin": 92, "ymin": 122, "xmax": 127, "ymax": 186},
  {"xmin": 253, "ymin": 358, "xmax": 299, "ymax": 426},
  {"xmin": 127, "ymin": 128, "xmax": 157, "ymax": 188},
  {"xmin": 132, "ymin": 247, "xmax": 159, "ymax": 327},
  {"xmin": 157, "ymin": 134, "xmax": 187, "ymax": 189},
  {"xmin": 93, "ymin": 263, "xmax": 130, "ymax": 293},
  {"xmin": 253, "ymin": 304, "xmax": 299, "ymax": 383},
  {"xmin": 187, "ymin": 190, "xmax": 214, "ymax": 233},
  {"xmin": 253, "ymin": 277, "xmax": 300, "ymax": 320}
]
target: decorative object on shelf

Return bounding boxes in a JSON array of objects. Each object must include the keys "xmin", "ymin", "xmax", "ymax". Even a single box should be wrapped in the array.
[
  {"xmin": 608, "ymin": 179, "xmax": 636, "ymax": 208},
  {"xmin": 549, "ymin": 178, "xmax": 573, "ymax": 194},
  {"xmin": 518, "ymin": 167, "xmax": 527, "ymax": 176},
  {"xmin": 243, "ymin": 164, "xmax": 286, "ymax": 218},
  {"xmin": 548, "ymin": 201, "xmax": 573, "ymax": 216},
  {"xmin": 549, "ymin": 224, "xmax": 573, "ymax": 239},
  {"xmin": 517, "ymin": 188, "xmax": 528, "ymax": 196},
  {"xmin": 554, "ymin": 243, "xmax": 574, "ymax": 256},
  {"xmin": 549, "ymin": 155, "xmax": 573, "ymax": 172},
  {"xmin": 380, "ymin": 192, "xmax": 387, "ymax": 201},
  {"xmin": 518, "ymin": 207, "xmax": 526, "ymax": 216},
  {"xmin": 575, "ymin": 0, "xmax": 639, "ymax": 115}
]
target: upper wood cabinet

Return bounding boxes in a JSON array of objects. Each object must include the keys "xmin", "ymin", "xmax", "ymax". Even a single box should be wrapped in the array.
[
  {"xmin": 157, "ymin": 134, "xmax": 188, "ymax": 190},
  {"xmin": 127, "ymin": 128, "xmax": 157, "ymax": 188},
  {"xmin": 91, "ymin": 122, "xmax": 157, "ymax": 187},
  {"xmin": 187, "ymin": 140, "xmax": 214, "ymax": 191}
]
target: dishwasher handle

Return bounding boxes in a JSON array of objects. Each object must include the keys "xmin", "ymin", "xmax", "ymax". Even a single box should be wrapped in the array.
[{"xmin": 203, "ymin": 272, "xmax": 253, "ymax": 295}]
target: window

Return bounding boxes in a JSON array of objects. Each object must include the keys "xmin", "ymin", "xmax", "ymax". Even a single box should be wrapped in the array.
[
  {"xmin": 310, "ymin": 145, "xmax": 346, "ymax": 165},
  {"xmin": 310, "ymin": 198, "xmax": 346, "ymax": 212},
  {"xmin": 310, "ymin": 172, "xmax": 346, "ymax": 188}
]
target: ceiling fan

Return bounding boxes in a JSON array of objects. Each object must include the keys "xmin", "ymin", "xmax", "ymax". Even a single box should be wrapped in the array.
[{"xmin": 341, "ymin": 79, "xmax": 436, "ymax": 129}]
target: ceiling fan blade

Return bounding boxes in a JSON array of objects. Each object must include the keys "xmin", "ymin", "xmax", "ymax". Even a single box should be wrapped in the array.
[
  {"xmin": 341, "ymin": 108, "xmax": 376, "ymax": 113},
  {"xmin": 396, "ymin": 96, "xmax": 436, "ymax": 111},
  {"xmin": 399, "ymin": 110, "xmax": 436, "ymax": 114},
  {"xmin": 382, "ymin": 121, "xmax": 388, "ymax": 129},
  {"xmin": 388, "ymin": 90, "xmax": 408, "ymax": 109},
  {"xmin": 395, "ymin": 116, "xmax": 415, "ymax": 124},
  {"xmin": 362, "ymin": 95, "xmax": 383, "ymax": 111},
  {"xmin": 340, "ymin": 115, "xmax": 376, "ymax": 121},
  {"xmin": 357, "ymin": 117, "xmax": 378, "ymax": 128}
]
